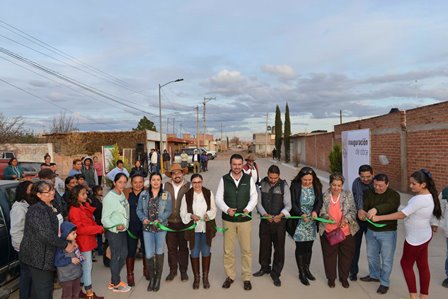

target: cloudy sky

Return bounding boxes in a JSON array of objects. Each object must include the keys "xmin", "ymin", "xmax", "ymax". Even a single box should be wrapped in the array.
[{"xmin": 1, "ymin": 0, "xmax": 447, "ymax": 139}]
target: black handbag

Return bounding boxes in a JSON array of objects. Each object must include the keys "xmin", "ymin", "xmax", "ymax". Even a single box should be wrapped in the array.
[{"xmin": 286, "ymin": 217, "xmax": 298, "ymax": 238}]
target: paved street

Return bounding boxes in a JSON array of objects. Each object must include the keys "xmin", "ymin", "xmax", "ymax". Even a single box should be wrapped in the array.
[{"xmin": 15, "ymin": 151, "xmax": 447, "ymax": 299}]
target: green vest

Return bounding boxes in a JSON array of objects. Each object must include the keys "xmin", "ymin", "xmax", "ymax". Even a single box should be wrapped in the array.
[{"xmin": 222, "ymin": 172, "xmax": 252, "ymax": 222}]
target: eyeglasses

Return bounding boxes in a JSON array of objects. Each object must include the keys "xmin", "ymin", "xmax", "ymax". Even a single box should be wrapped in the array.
[
  {"xmin": 40, "ymin": 189, "xmax": 56, "ymax": 194},
  {"xmin": 300, "ymin": 168, "xmax": 314, "ymax": 175}
]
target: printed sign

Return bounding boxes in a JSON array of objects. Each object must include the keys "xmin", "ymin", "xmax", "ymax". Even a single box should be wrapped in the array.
[{"xmin": 341, "ymin": 129, "xmax": 371, "ymax": 190}]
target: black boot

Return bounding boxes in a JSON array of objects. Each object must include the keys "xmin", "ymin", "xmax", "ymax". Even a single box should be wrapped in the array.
[
  {"xmin": 296, "ymin": 255, "xmax": 309, "ymax": 286},
  {"xmin": 304, "ymin": 253, "xmax": 316, "ymax": 281},
  {"xmin": 153, "ymin": 254, "xmax": 164, "ymax": 292},
  {"xmin": 146, "ymin": 257, "xmax": 155, "ymax": 292}
]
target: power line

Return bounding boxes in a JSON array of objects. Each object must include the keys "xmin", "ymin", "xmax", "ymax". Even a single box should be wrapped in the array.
[
  {"xmin": 0, "ymin": 46, "xmax": 157, "ymax": 117},
  {"xmin": 0, "ymin": 19, "xmax": 149, "ymax": 97}
]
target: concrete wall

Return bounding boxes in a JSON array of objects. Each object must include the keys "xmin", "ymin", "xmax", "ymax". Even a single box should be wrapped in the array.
[{"xmin": 0, "ymin": 143, "xmax": 54, "ymax": 162}]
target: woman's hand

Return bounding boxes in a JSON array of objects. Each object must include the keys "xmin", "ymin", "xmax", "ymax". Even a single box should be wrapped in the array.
[
  {"xmin": 191, "ymin": 214, "xmax": 200, "ymax": 222},
  {"xmin": 143, "ymin": 219, "xmax": 150, "ymax": 225},
  {"xmin": 303, "ymin": 214, "xmax": 309, "ymax": 223},
  {"xmin": 203, "ymin": 214, "xmax": 209, "ymax": 222},
  {"xmin": 116, "ymin": 224, "xmax": 125, "ymax": 231},
  {"xmin": 340, "ymin": 218, "xmax": 347, "ymax": 228}
]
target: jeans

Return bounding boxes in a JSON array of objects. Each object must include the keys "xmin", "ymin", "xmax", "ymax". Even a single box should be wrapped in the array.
[
  {"xmin": 96, "ymin": 234, "xmax": 103, "ymax": 255},
  {"xmin": 80, "ymin": 251, "xmax": 92, "ymax": 290},
  {"xmin": 19, "ymin": 260, "xmax": 32, "ymax": 299},
  {"xmin": 365, "ymin": 229, "xmax": 397, "ymax": 287},
  {"xmin": 106, "ymin": 231, "xmax": 128, "ymax": 285},
  {"xmin": 445, "ymin": 238, "xmax": 448, "ymax": 277},
  {"xmin": 143, "ymin": 230, "xmax": 167, "ymax": 258},
  {"xmin": 191, "ymin": 233, "xmax": 211, "ymax": 258},
  {"xmin": 127, "ymin": 230, "xmax": 145, "ymax": 258},
  {"xmin": 350, "ymin": 219, "xmax": 367, "ymax": 276}
]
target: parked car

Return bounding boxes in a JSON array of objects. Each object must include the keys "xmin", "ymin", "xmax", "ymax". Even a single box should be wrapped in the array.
[
  {"xmin": 0, "ymin": 160, "xmax": 40, "ymax": 180},
  {"xmin": 0, "ymin": 180, "xmax": 20, "ymax": 298}
]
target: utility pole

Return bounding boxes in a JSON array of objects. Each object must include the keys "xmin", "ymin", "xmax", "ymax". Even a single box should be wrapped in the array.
[
  {"xmin": 196, "ymin": 105, "xmax": 200, "ymax": 148},
  {"xmin": 203, "ymin": 97, "xmax": 216, "ymax": 149},
  {"xmin": 265, "ymin": 113, "xmax": 268, "ymax": 157},
  {"xmin": 220, "ymin": 122, "xmax": 223, "ymax": 152}
]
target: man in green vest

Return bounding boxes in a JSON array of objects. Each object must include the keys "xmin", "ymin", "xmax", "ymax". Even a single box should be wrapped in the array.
[{"xmin": 215, "ymin": 154, "xmax": 258, "ymax": 291}]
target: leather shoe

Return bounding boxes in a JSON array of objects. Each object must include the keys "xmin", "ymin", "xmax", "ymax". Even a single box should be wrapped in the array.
[
  {"xmin": 349, "ymin": 274, "xmax": 357, "ymax": 281},
  {"xmin": 270, "ymin": 272, "xmax": 281, "ymax": 287},
  {"xmin": 253, "ymin": 268, "xmax": 270, "ymax": 277},
  {"xmin": 377, "ymin": 285, "xmax": 389, "ymax": 294},
  {"xmin": 360, "ymin": 275, "xmax": 380, "ymax": 282},
  {"xmin": 165, "ymin": 271, "xmax": 177, "ymax": 281},
  {"xmin": 180, "ymin": 272, "xmax": 189, "ymax": 281},
  {"xmin": 327, "ymin": 280, "xmax": 335, "ymax": 288},
  {"xmin": 243, "ymin": 281, "xmax": 252, "ymax": 291},
  {"xmin": 340, "ymin": 280, "xmax": 349, "ymax": 288},
  {"xmin": 222, "ymin": 277, "xmax": 234, "ymax": 289}
]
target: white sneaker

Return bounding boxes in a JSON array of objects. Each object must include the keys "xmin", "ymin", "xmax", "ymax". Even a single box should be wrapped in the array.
[{"xmin": 113, "ymin": 281, "xmax": 131, "ymax": 293}]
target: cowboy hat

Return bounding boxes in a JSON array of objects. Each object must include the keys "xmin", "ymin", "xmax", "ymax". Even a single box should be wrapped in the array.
[{"xmin": 165, "ymin": 163, "xmax": 188, "ymax": 178}]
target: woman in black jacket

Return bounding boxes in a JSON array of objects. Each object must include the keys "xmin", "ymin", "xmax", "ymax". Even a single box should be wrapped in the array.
[
  {"xmin": 19, "ymin": 181, "xmax": 76, "ymax": 299},
  {"xmin": 290, "ymin": 167, "xmax": 323, "ymax": 286}
]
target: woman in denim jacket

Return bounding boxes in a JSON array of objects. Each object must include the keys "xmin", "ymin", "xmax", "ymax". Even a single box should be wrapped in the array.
[{"xmin": 137, "ymin": 172, "xmax": 172, "ymax": 292}]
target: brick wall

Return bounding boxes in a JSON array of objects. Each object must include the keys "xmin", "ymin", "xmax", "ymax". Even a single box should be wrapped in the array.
[{"xmin": 303, "ymin": 132, "xmax": 334, "ymax": 171}]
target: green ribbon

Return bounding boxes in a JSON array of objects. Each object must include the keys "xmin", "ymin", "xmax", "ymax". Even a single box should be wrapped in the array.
[
  {"xmin": 199, "ymin": 218, "xmax": 228, "ymax": 233},
  {"xmin": 104, "ymin": 224, "xmax": 138, "ymax": 240},
  {"xmin": 260, "ymin": 215, "xmax": 335, "ymax": 224},
  {"xmin": 147, "ymin": 222, "xmax": 197, "ymax": 232},
  {"xmin": 366, "ymin": 218, "xmax": 387, "ymax": 228},
  {"xmin": 234, "ymin": 213, "xmax": 252, "ymax": 219}
]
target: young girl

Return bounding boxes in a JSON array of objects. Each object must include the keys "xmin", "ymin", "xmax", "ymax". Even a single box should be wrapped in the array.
[
  {"xmin": 68, "ymin": 185, "xmax": 104, "ymax": 299},
  {"xmin": 372, "ymin": 169, "xmax": 442, "ymax": 299}
]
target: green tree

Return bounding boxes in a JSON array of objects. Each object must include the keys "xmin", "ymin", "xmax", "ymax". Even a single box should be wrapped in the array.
[
  {"xmin": 105, "ymin": 144, "xmax": 132, "ymax": 187},
  {"xmin": 284, "ymin": 103, "xmax": 291, "ymax": 163},
  {"xmin": 329, "ymin": 144, "xmax": 343, "ymax": 173},
  {"xmin": 274, "ymin": 105, "xmax": 283, "ymax": 160},
  {"xmin": 133, "ymin": 116, "xmax": 157, "ymax": 131}
]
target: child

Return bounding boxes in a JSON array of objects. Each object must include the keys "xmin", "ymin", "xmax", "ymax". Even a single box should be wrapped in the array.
[
  {"xmin": 91, "ymin": 185, "xmax": 104, "ymax": 256},
  {"xmin": 54, "ymin": 221, "xmax": 83, "ymax": 299},
  {"xmin": 68, "ymin": 185, "xmax": 104, "ymax": 299}
]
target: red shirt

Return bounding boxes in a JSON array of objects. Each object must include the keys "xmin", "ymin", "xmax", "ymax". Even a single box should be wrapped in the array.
[{"xmin": 68, "ymin": 202, "xmax": 104, "ymax": 252}]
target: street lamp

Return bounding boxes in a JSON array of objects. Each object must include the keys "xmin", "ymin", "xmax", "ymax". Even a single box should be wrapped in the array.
[{"xmin": 158, "ymin": 78, "xmax": 183, "ymax": 173}]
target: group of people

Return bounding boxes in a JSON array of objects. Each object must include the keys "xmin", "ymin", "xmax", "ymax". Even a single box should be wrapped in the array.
[{"xmin": 7, "ymin": 151, "xmax": 448, "ymax": 299}]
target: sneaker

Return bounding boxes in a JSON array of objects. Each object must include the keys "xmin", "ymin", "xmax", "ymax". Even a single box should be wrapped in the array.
[{"xmin": 113, "ymin": 281, "xmax": 131, "ymax": 293}]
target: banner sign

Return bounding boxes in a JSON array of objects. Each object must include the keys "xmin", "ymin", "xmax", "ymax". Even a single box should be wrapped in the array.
[{"xmin": 341, "ymin": 129, "xmax": 371, "ymax": 190}]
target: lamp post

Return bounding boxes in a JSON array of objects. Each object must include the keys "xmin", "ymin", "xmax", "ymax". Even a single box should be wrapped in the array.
[{"xmin": 158, "ymin": 78, "xmax": 183, "ymax": 173}]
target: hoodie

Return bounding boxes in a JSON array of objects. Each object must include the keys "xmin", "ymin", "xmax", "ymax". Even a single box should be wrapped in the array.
[
  {"xmin": 54, "ymin": 221, "xmax": 83, "ymax": 282},
  {"xmin": 82, "ymin": 156, "xmax": 98, "ymax": 188}
]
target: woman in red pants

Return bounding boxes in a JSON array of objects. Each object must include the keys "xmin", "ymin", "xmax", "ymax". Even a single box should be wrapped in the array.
[{"xmin": 371, "ymin": 169, "xmax": 442, "ymax": 299}]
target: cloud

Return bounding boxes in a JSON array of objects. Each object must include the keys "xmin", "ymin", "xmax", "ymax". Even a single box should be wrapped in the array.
[{"xmin": 261, "ymin": 64, "xmax": 296, "ymax": 79}]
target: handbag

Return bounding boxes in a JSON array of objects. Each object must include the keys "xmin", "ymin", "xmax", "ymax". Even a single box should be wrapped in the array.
[{"xmin": 325, "ymin": 227, "xmax": 346, "ymax": 246}]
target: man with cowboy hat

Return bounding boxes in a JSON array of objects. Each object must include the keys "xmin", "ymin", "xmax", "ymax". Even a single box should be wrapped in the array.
[
  {"xmin": 163, "ymin": 164, "xmax": 191, "ymax": 282},
  {"xmin": 243, "ymin": 153, "xmax": 260, "ymax": 186}
]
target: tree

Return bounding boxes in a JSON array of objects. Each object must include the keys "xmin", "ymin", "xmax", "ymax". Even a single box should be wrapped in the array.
[
  {"xmin": 274, "ymin": 105, "xmax": 283, "ymax": 160},
  {"xmin": 284, "ymin": 103, "xmax": 291, "ymax": 163},
  {"xmin": 329, "ymin": 144, "xmax": 343, "ymax": 173},
  {"xmin": 133, "ymin": 116, "xmax": 157, "ymax": 131},
  {"xmin": 0, "ymin": 114, "xmax": 37, "ymax": 143},
  {"xmin": 49, "ymin": 112, "xmax": 79, "ymax": 134}
]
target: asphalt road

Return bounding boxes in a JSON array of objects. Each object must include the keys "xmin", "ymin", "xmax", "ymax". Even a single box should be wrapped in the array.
[{"xmin": 12, "ymin": 151, "xmax": 448, "ymax": 299}]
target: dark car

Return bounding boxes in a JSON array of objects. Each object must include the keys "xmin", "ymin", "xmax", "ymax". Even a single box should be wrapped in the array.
[{"xmin": 0, "ymin": 180, "xmax": 20, "ymax": 298}]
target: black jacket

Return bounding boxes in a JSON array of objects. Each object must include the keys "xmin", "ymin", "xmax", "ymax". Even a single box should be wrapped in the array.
[
  {"xmin": 19, "ymin": 201, "xmax": 67, "ymax": 271},
  {"xmin": 290, "ymin": 180, "xmax": 323, "ymax": 216}
]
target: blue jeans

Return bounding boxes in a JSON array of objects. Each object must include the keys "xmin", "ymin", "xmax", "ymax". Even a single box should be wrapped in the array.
[
  {"xmin": 191, "ymin": 233, "xmax": 211, "ymax": 258},
  {"xmin": 366, "ymin": 229, "xmax": 397, "ymax": 287},
  {"xmin": 96, "ymin": 234, "xmax": 103, "ymax": 255},
  {"xmin": 81, "ymin": 251, "xmax": 93, "ymax": 290},
  {"xmin": 445, "ymin": 238, "xmax": 448, "ymax": 277},
  {"xmin": 106, "ymin": 231, "xmax": 128, "ymax": 285},
  {"xmin": 143, "ymin": 230, "xmax": 167, "ymax": 258}
]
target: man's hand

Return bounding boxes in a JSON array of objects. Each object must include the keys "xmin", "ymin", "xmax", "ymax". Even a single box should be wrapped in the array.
[
  {"xmin": 273, "ymin": 214, "xmax": 283, "ymax": 223},
  {"xmin": 358, "ymin": 210, "xmax": 368, "ymax": 221},
  {"xmin": 243, "ymin": 209, "xmax": 249, "ymax": 214},
  {"xmin": 367, "ymin": 208, "xmax": 378, "ymax": 219},
  {"xmin": 263, "ymin": 214, "xmax": 273, "ymax": 223},
  {"xmin": 227, "ymin": 208, "xmax": 237, "ymax": 217}
]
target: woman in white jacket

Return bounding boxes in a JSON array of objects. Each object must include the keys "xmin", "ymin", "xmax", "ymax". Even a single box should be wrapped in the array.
[{"xmin": 10, "ymin": 181, "xmax": 35, "ymax": 299}]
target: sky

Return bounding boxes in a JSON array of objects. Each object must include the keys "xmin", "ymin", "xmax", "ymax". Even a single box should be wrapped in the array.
[{"xmin": 1, "ymin": 0, "xmax": 448, "ymax": 140}]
